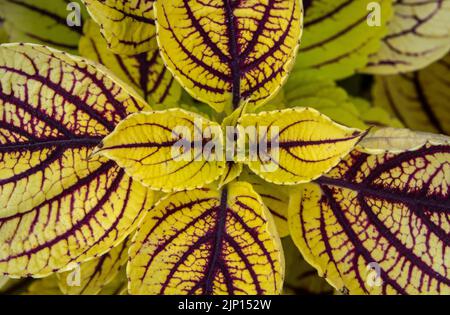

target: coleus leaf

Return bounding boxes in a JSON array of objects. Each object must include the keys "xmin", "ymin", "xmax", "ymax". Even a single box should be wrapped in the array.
[
  {"xmin": 25, "ymin": 274, "xmax": 61, "ymax": 295},
  {"xmin": 284, "ymin": 77, "xmax": 402, "ymax": 130},
  {"xmin": 79, "ymin": 20, "xmax": 182, "ymax": 106},
  {"xmin": 364, "ymin": 0, "xmax": 450, "ymax": 74},
  {"xmin": 239, "ymin": 168, "xmax": 290, "ymax": 238},
  {"xmin": 372, "ymin": 53, "xmax": 450, "ymax": 135},
  {"xmin": 154, "ymin": 0, "xmax": 303, "ymax": 113},
  {"xmin": 57, "ymin": 238, "xmax": 130, "ymax": 295},
  {"xmin": 127, "ymin": 182, "xmax": 284, "ymax": 295},
  {"xmin": 238, "ymin": 108, "xmax": 366, "ymax": 185},
  {"xmin": 358, "ymin": 127, "xmax": 450, "ymax": 154},
  {"xmin": 99, "ymin": 268, "xmax": 128, "ymax": 295},
  {"xmin": 0, "ymin": 275, "xmax": 8, "ymax": 290},
  {"xmin": 349, "ymin": 97, "xmax": 403, "ymax": 129},
  {"xmin": 291, "ymin": 0, "xmax": 392, "ymax": 81},
  {"xmin": 289, "ymin": 145, "xmax": 450, "ymax": 294},
  {"xmin": 0, "ymin": 0, "xmax": 88, "ymax": 54},
  {"xmin": 81, "ymin": 0, "xmax": 156, "ymax": 55},
  {"xmin": 93, "ymin": 109, "xmax": 226, "ymax": 192},
  {"xmin": 0, "ymin": 44, "xmax": 154, "ymax": 277},
  {"xmin": 283, "ymin": 237, "xmax": 333, "ymax": 295}
]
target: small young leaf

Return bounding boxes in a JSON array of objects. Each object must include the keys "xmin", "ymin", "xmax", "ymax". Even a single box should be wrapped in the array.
[
  {"xmin": 93, "ymin": 109, "xmax": 226, "ymax": 192},
  {"xmin": 289, "ymin": 145, "xmax": 450, "ymax": 294},
  {"xmin": 154, "ymin": 0, "xmax": 303, "ymax": 113},
  {"xmin": 238, "ymin": 108, "xmax": 366, "ymax": 185},
  {"xmin": 0, "ymin": 0, "xmax": 87, "ymax": 53},
  {"xmin": 239, "ymin": 169, "xmax": 290, "ymax": 238},
  {"xmin": 0, "ymin": 44, "xmax": 153, "ymax": 277},
  {"xmin": 372, "ymin": 54, "xmax": 450, "ymax": 135},
  {"xmin": 57, "ymin": 238, "xmax": 130, "ymax": 295},
  {"xmin": 364, "ymin": 0, "xmax": 450, "ymax": 74},
  {"xmin": 358, "ymin": 127, "xmax": 450, "ymax": 154},
  {"xmin": 128, "ymin": 182, "xmax": 284, "ymax": 295},
  {"xmin": 292, "ymin": 0, "xmax": 392, "ymax": 81},
  {"xmin": 79, "ymin": 20, "xmax": 182, "ymax": 106},
  {"xmin": 81, "ymin": 0, "xmax": 156, "ymax": 55}
]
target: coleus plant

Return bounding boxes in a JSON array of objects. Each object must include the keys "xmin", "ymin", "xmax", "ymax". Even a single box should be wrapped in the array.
[{"xmin": 0, "ymin": 0, "xmax": 448, "ymax": 296}]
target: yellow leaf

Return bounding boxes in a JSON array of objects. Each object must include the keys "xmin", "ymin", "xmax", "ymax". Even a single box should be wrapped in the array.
[
  {"xmin": 365, "ymin": 1, "xmax": 450, "ymax": 74},
  {"xmin": 372, "ymin": 54, "xmax": 450, "ymax": 135},
  {"xmin": 289, "ymin": 145, "xmax": 450, "ymax": 294},
  {"xmin": 93, "ymin": 109, "xmax": 226, "ymax": 192},
  {"xmin": 57, "ymin": 238, "xmax": 130, "ymax": 295},
  {"xmin": 79, "ymin": 20, "xmax": 182, "ymax": 106},
  {"xmin": 239, "ymin": 169, "xmax": 290, "ymax": 238},
  {"xmin": 128, "ymin": 182, "xmax": 284, "ymax": 295},
  {"xmin": 81, "ymin": 0, "xmax": 156, "ymax": 55},
  {"xmin": 358, "ymin": 127, "xmax": 450, "ymax": 154},
  {"xmin": 154, "ymin": 0, "xmax": 303, "ymax": 113},
  {"xmin": 238, "ymin": 108, "xmax": 366, "ymax": 185},
  {"xmin": 0, "ymin": 44, "xmax": 153, "ymax": 277}
]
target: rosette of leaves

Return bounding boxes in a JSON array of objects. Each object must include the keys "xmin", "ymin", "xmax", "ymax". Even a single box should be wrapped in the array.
[{"xmin": 0, "ymin": 0, "xmax": 449, "ymax": 296}]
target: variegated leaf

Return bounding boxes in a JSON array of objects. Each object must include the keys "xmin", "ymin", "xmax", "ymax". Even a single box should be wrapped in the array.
[
  {"xmin": 155, "ymin": 0, "xmax": 303, "ymax": 113},
  {"xmin": 79, "ymin": 20, "xmax": 181, "ymax": 106},
  {"xmin": 292, "ymin": 0, "xmax": 392, "ymax": 81},
  {"xmin": 238, "ymin": 108, "xmax": 366, "ymax": 185},
  {"xmin": 239, "ymin": 169, "xmax": 290, "ymax": 238},
  {"xmin": 0, "ymin": 0, "xmax": 88, "ymax": 54},
  {"xmin": 81, "ymin": 0, "xmax": 156, "ymax": 55},
  {"xmin": 128, "ymin": 182, "xmax": 284, "ymax": 295},
  {"xmin": 0, "ymin": 44, "xmax": 153, "ymax": 277},
  {"xmin": 289, "ymin": 145, "xmax": 450, "ymax": 294},
  {"xmin": 57, "ymin": 238, "xmax": 130, "ymax": 295},
  {"xmin": 372, "ymin": 53, "xmax": 450, "ymax": 135},
  {"xmin": 93, "ymin": 109, "xmax": 226, "ymax": 192},
  {"xmin": 285, "ymin": 77, "xmax": 402, "ymax": 130},
  {"xmin": 283, "ymin": 236, "xmax": 333, "ymax": 295},
  {"xmin": 358, "ymin": 127, "xmax": 450, "ymax": 154},
  {"xmin": 365, "ymin": 0, "xmax": 450, "ymax": 74}
]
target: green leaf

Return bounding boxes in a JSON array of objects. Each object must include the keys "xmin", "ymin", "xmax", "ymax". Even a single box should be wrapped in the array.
[
  {"xmin": 292, "ymin": 0, "xmax": 393, "ymax": 81},
  {"xmin": 372, "ymin": 53, "xmax": 450, "ymax": 135},
  {"xmin": 364, "ymin": 0, "xmax": 450, "ymax": 74},
  {"xmin": 0, "ymin": 0, "xmax": 88, "ymax": 53},
  {"xmin": 79, "ymin": 20, "xmax": 182, "ymax": 106}
]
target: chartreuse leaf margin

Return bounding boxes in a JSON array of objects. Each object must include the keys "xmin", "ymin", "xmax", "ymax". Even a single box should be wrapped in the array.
[{"xmin": 0, "ymin": 0, "xmax": 449, "ymax": 296}]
